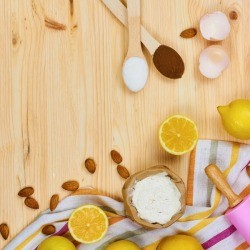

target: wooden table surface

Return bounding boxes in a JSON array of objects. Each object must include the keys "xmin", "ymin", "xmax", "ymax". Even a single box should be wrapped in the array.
[{"xmin": 0, "ymin": 0, "xmax": 250, "ymax": 247}]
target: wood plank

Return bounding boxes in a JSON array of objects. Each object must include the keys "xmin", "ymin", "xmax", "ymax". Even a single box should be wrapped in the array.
[{"xmin": 0, "ymin": 0, "xmax": 249, "ymax": 247}]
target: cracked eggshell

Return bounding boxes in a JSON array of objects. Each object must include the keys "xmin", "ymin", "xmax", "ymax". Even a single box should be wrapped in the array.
[
  {"xmin": 200, "ymin": 11, "xmax": 231, "ymax": 41},
  {"xmin": 199, "ymin": 45, "xmax": 230, "ymax": 79}
]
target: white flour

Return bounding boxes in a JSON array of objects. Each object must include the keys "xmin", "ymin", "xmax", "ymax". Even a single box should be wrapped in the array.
[{"xmin": 132, "ymin": 173, "xmax": 181, "ymax": 224}]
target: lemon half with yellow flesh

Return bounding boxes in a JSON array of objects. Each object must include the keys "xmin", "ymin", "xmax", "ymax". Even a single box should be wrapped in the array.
[
  {"xmin": 68, "ymin": 205, "xmax": 108, "ymax": 244},
  {"xmin": 159, "ymin": 115, "xmax": 198, "ymax": 155}
]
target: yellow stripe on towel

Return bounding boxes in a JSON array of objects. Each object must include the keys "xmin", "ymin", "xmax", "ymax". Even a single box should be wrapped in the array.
[
  {"xmin": 15, "ymin": 228, "xmax": 42, "ymax": 250},
  {"xmin": 186, "ymin": 217, "xmax": 217, "ymax": 235}
]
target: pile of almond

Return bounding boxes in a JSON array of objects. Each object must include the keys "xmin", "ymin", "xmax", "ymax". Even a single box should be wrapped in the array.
[
  {"xmin": 18, "ymin": 187, "xmax": 39, "ymax": 210},
  {"xmin": 110, "ymin": 150, "xmax": 130, "ymax": 179},
  {"xmin": 1, "ymin": 150, "xmax": 131, "ymax": 241}
]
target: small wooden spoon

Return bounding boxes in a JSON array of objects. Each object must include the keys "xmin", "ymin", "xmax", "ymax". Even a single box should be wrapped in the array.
[
  {"xmin": 122, "ymin": 0, "xmax": 148, "ymax": 92},
  {"xmin": 102, "ymin": 0, "xmax": 185, "ymax": 79}
]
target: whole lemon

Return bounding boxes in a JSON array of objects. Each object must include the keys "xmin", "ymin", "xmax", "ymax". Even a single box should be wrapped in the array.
[
  {"xmin": 38, "ymin": 236, "xmax": 76, "ymax": 250},
  {"xmin": 105, "ymin": 240, "xmax": 141, "ymax": 250},
  {"xmin": 217, "ymin": 99, "xmax": 250, "ymax": 140},
  {"xmin": 157, "ymin": 234, "xmax": 203, "ymax": 250}
]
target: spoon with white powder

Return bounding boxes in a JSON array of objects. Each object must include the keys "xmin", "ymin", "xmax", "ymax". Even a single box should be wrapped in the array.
[{"xmin": 122, "ymin": 0, "xmax": 148, "ymax": 92}]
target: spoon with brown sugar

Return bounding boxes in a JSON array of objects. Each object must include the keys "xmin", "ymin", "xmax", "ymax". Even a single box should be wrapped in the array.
[{"xmin": 102, "ymin": 0, "xmax": 185, "ymax": 79}]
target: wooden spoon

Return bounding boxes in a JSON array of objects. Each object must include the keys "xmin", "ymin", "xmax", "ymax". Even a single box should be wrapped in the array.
[
  {"xmin": 102, "ymin": 0, "xmax": 185, "ymax": 79},
  {"xmin": 122, "ymin": 0, "xmax": 148, "ymax": 92}
]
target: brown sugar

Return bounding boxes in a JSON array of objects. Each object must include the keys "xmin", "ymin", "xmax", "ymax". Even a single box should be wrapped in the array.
[{"xmin": 153, "ymin": 45, "xmax": 185, "ymax": 79}]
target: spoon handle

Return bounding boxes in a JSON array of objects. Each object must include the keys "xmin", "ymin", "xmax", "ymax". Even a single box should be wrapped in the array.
[
  {"xmin": 205, "ymin": 164, "xmax": 243, "ymax": 208},
  {"xmin": 127, "ymin": 0, "xmax": 141, "ymax": 56},
  {"xmin": 101, "ymin": 0, "xmax": 160, "ymax": 55}
]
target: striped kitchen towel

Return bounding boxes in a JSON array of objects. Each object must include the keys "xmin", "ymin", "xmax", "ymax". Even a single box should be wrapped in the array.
[{"xmin": 5, "ymin": 140, "xmax": 250, "ymax": 250}]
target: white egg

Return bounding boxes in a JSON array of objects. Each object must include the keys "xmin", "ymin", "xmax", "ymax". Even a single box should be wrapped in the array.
[
  {"xmin": 122, "ymin": 57, "xmax": 148, "ymax": 92},
  {"xmin": 200, "ymin": 11, "xmax": 231, "ymax": 41},
  {"xmin": 199, "ymin": 45, "xmax": 230, "ymax": 79}
]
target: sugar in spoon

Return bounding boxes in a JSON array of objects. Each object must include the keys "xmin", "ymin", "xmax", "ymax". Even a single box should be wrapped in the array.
[{"xmin": 122, "ymin": 0, "xmax": 148, "ymax": 92}]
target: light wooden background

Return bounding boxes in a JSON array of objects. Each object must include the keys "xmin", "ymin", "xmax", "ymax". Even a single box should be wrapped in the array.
[{"xmin": 0, "ymin": 0, "xmax": 249, "ymax": 247}]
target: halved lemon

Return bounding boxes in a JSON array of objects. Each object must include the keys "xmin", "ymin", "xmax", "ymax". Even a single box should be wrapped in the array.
[
  {"xmin": 68, "ymin": 205, "xmax": 108, "ymax": 244},
  {"xmin": 159, "ymin": 115, "xmax": 198, "ymax": 155}
]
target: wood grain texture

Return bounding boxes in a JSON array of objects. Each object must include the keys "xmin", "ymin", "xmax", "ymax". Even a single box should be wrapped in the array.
[{"xmin": 0, "ymin": 0, "xmax": 249, "ymax": 247}]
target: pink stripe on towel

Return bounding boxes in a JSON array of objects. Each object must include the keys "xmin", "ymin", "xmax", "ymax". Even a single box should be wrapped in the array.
[
  {"xmin": 202, "ymin": 225, "xmax": 237, "ymax": 249},
  {"xmin": 54, "ymin": 223, "xmax": 69, "ymax": 236}
]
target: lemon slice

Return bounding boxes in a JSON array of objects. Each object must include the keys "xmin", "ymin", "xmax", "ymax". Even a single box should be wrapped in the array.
[
  {"xmin": 68, "ymin": 205, "xmax": 108, "ymax": 244},
  {"xmin": 159, "ymin": 115, "xmax": 198, "ymax": 155}
]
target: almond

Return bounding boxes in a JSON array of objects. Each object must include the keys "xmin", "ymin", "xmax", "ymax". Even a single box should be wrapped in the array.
[
  {"xmin": 50, "ymin": 194, "xmax": 59, "ymax": 211},
  {"xmin": 247, "ymin": 165, "xmax": 250, "ymax": 177},
  {"xmin": 85, "ymin": 158, "xmax": 96, "ymax": 174},
  {"xmin": 61, "ymin": 180, "xmax": 79, "ymax": 191},
  {"xmin": 111, "ymin": 150, "xmax": 123, "ymax": 164},
  {"xmin": 0, "ymin": 223, "xmax": 9, "ymax": 240},
  {"xmin": 42, "ymin": 224, "xmax": 56, "ymax": 235},
  {"xmin": 180, "ymin": 28, "xmax": 197, "ymax": 38},
  {"xmin": 18, "ymin": 186, "xmax": 34, "ymax": 197},
  {"xmin": 24, "ymin": 197, "xmax": 39, "ymax": 209},
  {"xmin": 117, "ymin": 165, "xmax": 130, "ymax": 179}
]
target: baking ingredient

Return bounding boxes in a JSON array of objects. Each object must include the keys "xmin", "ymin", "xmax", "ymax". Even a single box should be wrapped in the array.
[
  {"xmin": 0, "ymin": 223, "xmax": 9, "ymax": 240},
  {"xmin": 106, "ymin": 240, "xmax": 141, "ymax": 250},
  {"xmin": 157, "ymin": 234, "xmax": 204, "ymax": 250},
  {"xmin": 153, "ymin": 45, "xmax": 185, "ymax": 79},
  {"xmin": 122, "ymin": 57, "xmax": 148, "ymax": 92},
  {"xmin": 24, "ymin": 197, "xmax": 39, "ymax": 209},
  {"xmin": 117, "ymin": 165, "xmax": 130, "ymax": 179},
  {"xmin": 132, "ymin": 173, "xmax": 181, "ymax": 224},
  {"xmin": 110, "ymin": 150, "xmax": 123, "ymax": 164},
  {"xmin": 18, "ymin": 186, "xmax": 34, "ymax": 197},
  {"xmin": 217, "ymin": 99, "xmax": 250, "ymax": 139},
  {"xmin": 85, "ymin": 158, "xmax": 96, "ymax": 174},
  {"xmin": 200, "ymin": 11, "xmax": 230, "ymax": 41},
  {"xmin": 159, "ymin": 115, "xmax": 198, "ymax": 155},
  {"xmin": 180, "ymin": 28, "xmax": 197, "ymax": 38},
  {"xmin": 68, "ymin": 205, "xmax": 108, "ymax": 244},
  {"xmin": 199, "ymin": 45, "xmax": 229, "ymax": 79},
  {"xmin": 42, "ymin": 224, "xmax": 56, "ymax": 235},
  {"xmin": 38, "ymin": 236, "xmax": 76, "ymax": 250},
  {"xmin": 50, "ymin": 194, "xmax": 59, "ymax": 211},
  {"xmin": 61, "ymin": 180, "xmax": 79, "ymax": 191}
]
